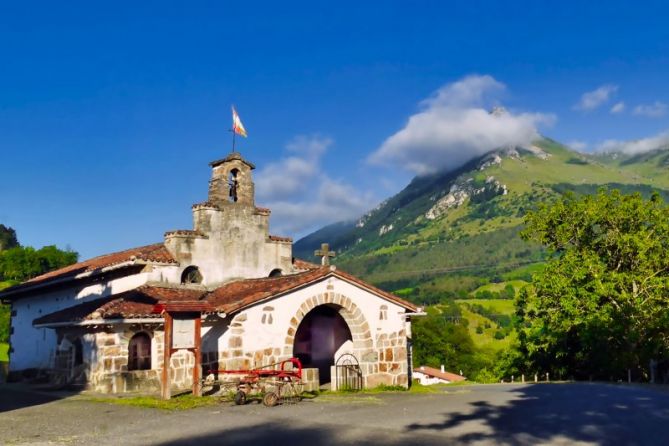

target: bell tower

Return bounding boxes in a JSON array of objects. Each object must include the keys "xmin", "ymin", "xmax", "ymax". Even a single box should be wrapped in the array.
[
  {"xmin": 207, "ymin": 152, "xmax": 255, "ymax": 206},
  {"xmin": 164, "ymin": 151, "xmax": 295, "ymax": 285}
]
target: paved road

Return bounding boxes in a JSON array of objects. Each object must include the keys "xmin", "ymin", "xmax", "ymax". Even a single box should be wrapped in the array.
[{"xmin": 1, "ymin": 382, "xmax": 669, "ymax": 445}]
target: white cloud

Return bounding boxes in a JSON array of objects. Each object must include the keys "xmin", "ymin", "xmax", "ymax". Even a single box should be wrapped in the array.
[
  {"xmin": 255, "ymin": 135, "xmax": 331, "ymax": 201},
  {"xmin": 567, "ymin": 140, "xmax": 588, "ymax": 151},
  {"xmin": 610, "ymin": 102, "xmax": 625, "ymax": 114},
  {"xmin": 368, "ymin": 75, "xmax": 554, "ymax": 175},
  {"xmin": 633, "ymin": 101, "xmax": 667, "ymax": 118},
  {"xmin": 256, "ymin": 135, "xmax": 377, "ymax": 237},
  {"xmin": 574, "ymin": 84, "xmax": 618, "ymax": 111},
  {"xmin": 595, "ymin": 131, "xmax": 669, "ymax": 154}
]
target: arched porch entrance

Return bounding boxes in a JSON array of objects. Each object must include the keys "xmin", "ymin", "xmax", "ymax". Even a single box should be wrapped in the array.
[{"xmin": 293, "ymin": 305, "xmax": 352, "ymax": 384}]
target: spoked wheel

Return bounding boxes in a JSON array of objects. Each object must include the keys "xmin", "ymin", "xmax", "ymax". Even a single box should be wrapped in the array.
[
  {"xmin": 262, "ymin": 391, "xmax": 279, "ymax": 407},
  {"xmin": 281, "ymin": 382, "xmax": 303, "ymax": 404},
  {"xmin": 234, "ymin": 390, "xmax": 247, "ymax": 405}
]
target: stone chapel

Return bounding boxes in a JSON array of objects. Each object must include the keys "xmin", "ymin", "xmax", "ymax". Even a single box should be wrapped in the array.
[{"xmin": 1, "ymin": 152, "xmax": 420, "ymax": 393}]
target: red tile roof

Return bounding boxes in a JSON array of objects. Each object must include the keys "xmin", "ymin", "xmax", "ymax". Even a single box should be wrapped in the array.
[
  {"xmin": 207, "ymin": 267, "xmax": 418, "ymax": 313},
  {"xmin": 35, "ymin": 267, "xmax": 418, "ymax": 326},
  {"xmin": 33, "ymin": 286, "xmax": 206, "ymax": 326},
  {"xmin": 2, "ymin": 244, "xmax": 176, "ymax": 298},
  {"xmin": 207, "ymin": 268, "xmax": 329, "ymax": 313},
  {"xmin": 292, "ymin": 258, "xmax": 320, "ymax": 270},
  {"xmin": 414, "ymin": 366, "xmax": 466, "ymax": 382}
]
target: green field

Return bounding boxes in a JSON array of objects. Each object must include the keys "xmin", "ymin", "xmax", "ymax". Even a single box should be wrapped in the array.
[
  {"xmin": 469, "ymin": 280, "xmax": 528, "ymax": 296},
  {"xmin": 454, "ymin": 299, "xmax": 516, "ymax": 352},
  {"xmin": 456, "ymin": 298, "xmax": 516, "ymax": 314},
  {"xmin": 0, "ymin": 342, "xmax": 8, "ymax": 362}
]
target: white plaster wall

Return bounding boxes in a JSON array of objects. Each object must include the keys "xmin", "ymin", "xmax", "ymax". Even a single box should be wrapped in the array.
[
  {"xmin": 201, "ymin": 275, "xmax": 409, "ymax": 360},
  {"xmin": 9, "ymin": 266, "xmax": 174, "ymax": 372},
  {"xmin": 413, "ymin": 371, "xmax": 449, "ymax": 385}
]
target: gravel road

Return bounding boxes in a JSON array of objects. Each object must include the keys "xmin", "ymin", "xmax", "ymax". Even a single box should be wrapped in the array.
[{"xmin": 1, "ymin": 382, "xmax": 669, "ymax": 445}]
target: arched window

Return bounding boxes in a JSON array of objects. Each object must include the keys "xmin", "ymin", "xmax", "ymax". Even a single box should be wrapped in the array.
[
  {"xmin": 261, "ymin": 306, "xmax": 274, "ymax": 325},
  {"xmin": 379, "ymin": 305, "xmax": 388, "ymax": 321},
  {"xmin": 228, "ymin": 169, "xmax": 240, "ymax": 202},
  {"xmin": 181, "ymin": 266, "xmax": 203, "ymax": 284},
  {"xmin": 269, "ymin": 268, "xmax": 282, "ymax": 277},
  {"xmin": 128, "ymin": 333, "xmax": 151, "ymax": 371}
]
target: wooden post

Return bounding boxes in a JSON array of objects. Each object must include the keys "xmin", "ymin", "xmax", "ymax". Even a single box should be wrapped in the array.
[
  {"xmin": 161, "ymin": 313, "xmax": 173, "ymax": 400},
  {"xmin": 193, "ymin": 317, "xmax": 202, "ymax": 397}
]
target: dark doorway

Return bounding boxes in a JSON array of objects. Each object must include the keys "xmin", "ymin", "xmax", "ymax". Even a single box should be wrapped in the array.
[{"xmin": 293, "ymin": 305, "xmax": 352, "ymax": 384}]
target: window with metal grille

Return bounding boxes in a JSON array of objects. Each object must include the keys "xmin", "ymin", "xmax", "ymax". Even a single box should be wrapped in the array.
[{"xmin": 128, "ymin": 332, "xmax": 151, "ymax": 371}]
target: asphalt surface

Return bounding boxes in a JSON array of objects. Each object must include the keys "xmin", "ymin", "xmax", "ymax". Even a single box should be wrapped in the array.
[{"xmin": 1, "ymin": 382, "xmax": 669, "ymax": 445}]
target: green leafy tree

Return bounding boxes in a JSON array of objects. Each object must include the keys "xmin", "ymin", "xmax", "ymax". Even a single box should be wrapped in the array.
[
  {"xmin": 0, "ymin": 245, "xmax": 78, "ymax": 282},
  {"xmin": 411, "ymin": 302, "xmax": 488, "ymax": 377},
  {"xmin": 0, "ymin": 225, "xmax": 18, "ymax": 251},
  {"xmin": 517, "ymin": 190, "xmax": 669, "ymax": 380},
  {"xmin": 0, "ymin": 244, "xmax": 78, "ymax": 344}
]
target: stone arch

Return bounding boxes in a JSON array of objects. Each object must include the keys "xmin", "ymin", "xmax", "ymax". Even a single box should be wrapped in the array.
[
  {"xmin": 181, "ymin": 265, "xmax": 203, "ymax": 284},
  {"xmin": 283, "ymin": 292, "xmax": 373, "ymax": 359}
]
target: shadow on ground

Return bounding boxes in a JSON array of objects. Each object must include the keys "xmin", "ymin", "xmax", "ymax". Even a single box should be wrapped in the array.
[
  {"xmin": 156, "ymin": 422, "xmax": 445, "ymax": 446},
  {"xmin": 405, "ymin": 383, "xmax": 669, "ymax": 445},
  {"xmin": 154, "ymin": 383, "xmax": 669, "ymax": 446},
  {"xmin": 0, "ymin": 384, "xmax": 76, "ymax": 413}
]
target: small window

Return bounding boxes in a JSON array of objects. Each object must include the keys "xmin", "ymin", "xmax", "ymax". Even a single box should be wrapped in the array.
[
  {"xmin": 72, "ymin": 338, "xmax": 83, "ymax": 366},
  {"xmin": 379, "ymin": 305, "xmax": 388, "ymax": 321},
  {"xmin": 228, "ymin": 169, "xmax": 240, "ymax": 202},
  {"xmin": 261, "ymin": 306, "xmax": 274, "ymax": 325},
  {"xmin": 128, "ymin": 333, "xmax": 151, "ymax": 371},
  {"xmin": 181, "ymin": 266, "xmax": 203, "ymax": 284},
  {"xmin": 269, "ymin": 268, "xmax": 282, "ymax": 277}
]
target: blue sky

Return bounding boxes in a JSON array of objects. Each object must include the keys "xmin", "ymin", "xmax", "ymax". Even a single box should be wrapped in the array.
[{"xmin": 2, "ymin": 1, "xmax": 669, "ymax": 259}]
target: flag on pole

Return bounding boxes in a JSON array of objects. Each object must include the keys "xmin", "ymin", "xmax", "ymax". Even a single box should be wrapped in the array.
[{"xmin": 231, "ymin": 106, "xmax": 247, "ymax": 138}]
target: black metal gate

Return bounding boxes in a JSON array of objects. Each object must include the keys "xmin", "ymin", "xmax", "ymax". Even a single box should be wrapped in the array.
[{"xmin": 335, "ymin": 353, "xmax": 362, "ymax": 391}]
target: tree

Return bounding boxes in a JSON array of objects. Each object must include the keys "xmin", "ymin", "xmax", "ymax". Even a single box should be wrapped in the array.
[
  {"xmin": 0, "ymin": 225, "xmax": 18, "ymax": 251},
  {"xmin": 517, "ymin": 190, "xmax": 669, "ymax": 380},
  {"xmin": 411, "ymin": 302, "xmax": 487, "ymax": 376},
  {"xmin": 0, "ymin": 244, "xmax": 78, "ymax": 344},
  {"xmin": 0, "ymin": 245, "xmax": 78, "ymax": 282}
]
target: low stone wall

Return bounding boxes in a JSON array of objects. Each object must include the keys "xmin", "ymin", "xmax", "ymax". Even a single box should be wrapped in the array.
[
  {"xmin": 301, "ymin": 368, "xmax": 319, "ymax": 392},
  {"xmin": 89, "ymin": 328, "xmax": 195, "ymax": 394},
  {"xmin": 93, "ymin": 369, "xmax": 161, "ymax": 394},
  {"xmin": 364, "ymin": 329, "xmax": 408, "ymax": 388}
]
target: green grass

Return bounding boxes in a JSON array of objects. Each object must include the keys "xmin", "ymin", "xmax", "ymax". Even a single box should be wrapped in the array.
[
  {"xmin": 456, "ymin": 298, "xmax": 515, "ymax": 314},
  {"xmin": 0, "ymin": 342, "xmax": 8, "ymax": 362},
  {"xmin": 452, "ymin": 300, "xmax": 516, "ymax": 352},
  {"xmin": 86, "ymin": 393, "xmax": 224, "ymax": 411}
]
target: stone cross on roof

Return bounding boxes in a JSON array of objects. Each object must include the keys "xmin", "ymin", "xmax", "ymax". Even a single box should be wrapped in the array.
[{"xmin": 314, "ymin": 243, "xmax": 336, "ymax": 266}]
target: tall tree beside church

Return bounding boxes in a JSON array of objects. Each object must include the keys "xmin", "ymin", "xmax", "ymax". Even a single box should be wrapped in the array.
[
  {"xmin": 0, "ymin": 237, "xmax": 78, "ymax": 343},
  {"xmin": 517, "ymin": 190, "xmax": 669, "ymax": 380},
  {"xmin": 0, "ymin": 225, "xmax": 18, "ymax": 251},
  {"xmin": 0, "ymin": 245, "xmax": 78, "ymax": 282}
]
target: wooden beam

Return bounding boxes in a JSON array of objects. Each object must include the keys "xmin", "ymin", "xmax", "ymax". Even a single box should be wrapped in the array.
[
  {"xmin": 193, "ymin": 317, "xmax": 202, "ymax": 397},
  {"xmin": 161, "ymin": 312, "xmax": 173, "ymax": 400}
]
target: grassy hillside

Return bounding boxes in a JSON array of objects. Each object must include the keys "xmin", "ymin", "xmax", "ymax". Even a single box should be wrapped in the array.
[
  {"xmin": 296, "ymin": 139, "xmax": 669, "ymax": 302},
  {"xmin": 456, "ymin": 299, "xmax": 516, "ymax": 350}
]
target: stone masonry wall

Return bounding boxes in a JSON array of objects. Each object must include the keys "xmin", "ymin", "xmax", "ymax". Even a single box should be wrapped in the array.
[{"xmin": 88, "ymin": 326, "xmax": 193, "ymax": 394}]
